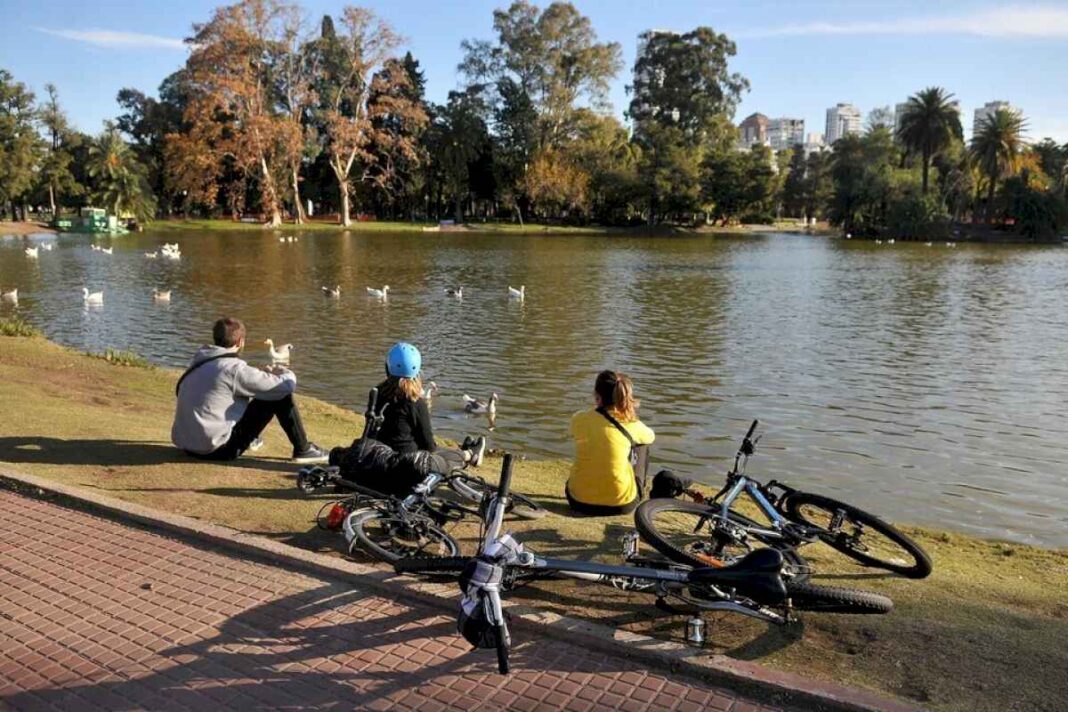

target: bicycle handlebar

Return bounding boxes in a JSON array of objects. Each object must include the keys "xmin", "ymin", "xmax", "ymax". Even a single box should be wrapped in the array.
[
  {"xmin": 745, "ymin": 419, "xmax": 759, "ymax": 441},
  {"xmin": 498, "ymin": 454, "xmax": 514, "ymax": 499}
]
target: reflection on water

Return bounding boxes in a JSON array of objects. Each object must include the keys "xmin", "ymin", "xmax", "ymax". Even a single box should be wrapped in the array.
[{"xmin": 1, "ymin": 229, "xmax": 1066, "ymax": 547}]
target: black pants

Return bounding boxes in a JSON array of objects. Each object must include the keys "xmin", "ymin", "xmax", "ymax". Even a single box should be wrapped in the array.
[
  {"xmin": 193, "ymin": 394, "xmax": 309, "ymax": 461},
  {"xmin": 565, "ymin": 478, "xmax": 644, "ymax": 517}
]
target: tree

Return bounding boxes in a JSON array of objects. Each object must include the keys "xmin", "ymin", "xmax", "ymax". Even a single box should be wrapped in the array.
[
  {"xmin": 181, "ymin": 0, "xmax": 297, "ymax": 226},
  {"xmin": 38, "ymin": 84, "xmax": 83, "ymax": 218},
  {"xmin": 311, "ymin": 7, "xmax": 423, "ymax": 226},
  {"xmin": 866, "ymin": 105, "xmax": 894, "ymax": 133},
  {"xmin": 896, "ymin": 87, "xmax": 963, "ymax": 194},
  {"xmin": 828, "ymin": 129, "xmax": 896, "ymax": 234},
  {"xmin": 460, "ymin": 1, "xmax": 622, "ymax": 151},
  {"xmin": 522, "ymin": 147, "xmax": 589, "ymax": 218},
  {"xmin": 567, "ymin": 110, "xmax": 641, "ymax": 223},
  {"xmin": 273, "ymin": 6, "xmax": 319, "ymax": 223},
  {"xmin": 801, "ymin": 150, "xmax": 833, "ymax": 222},
  {"xmin": 638, "ymin": 123, "xmax": 703, "ymax": 223},
  {"xmin": 1032, "ymin": 138, "xmax": 1067, "ymax": 198},
  {"xmin": 117, "ymin": 70, "xmax": 188, "ymax": 216},
  {"xmin": 0, "ymin": 69, "xmax": 40, "ymax": 220},
  {"xmin": 702, "ymin": 144, "xmax": 776, "ymax": 224},
  {"xmin": 970, "ymin": 108, "xmax": 1027, "ymax": 222},
  {"xmin": 87, "ymin": 126, "xmax": 157, "ymax": 221},
  {"xmin": 628, "ymin": 27, "xmax": 748, "ymax": 142},
  {"xmin": 424, "ymin": 89, "xmax": 489, "ymax": 222}
]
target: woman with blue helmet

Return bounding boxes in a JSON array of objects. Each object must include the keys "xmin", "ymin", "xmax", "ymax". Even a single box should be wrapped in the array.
[{"xmin": 376, "ymin": 341, "xmax": 484, "ymax": 465}]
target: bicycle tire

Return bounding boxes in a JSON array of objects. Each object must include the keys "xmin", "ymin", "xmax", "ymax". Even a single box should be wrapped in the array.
[
  {"xmin": 780, "ymin": 492, "xmax": 932, "ymax": 579},
  {"xmin": 449, "ymin": 475, "xmax": 547, "ymax": 520},
  {"xmin": 347, "ymin": 510, "xmax": 460, "ymax": 564},
  {"xmin": 496, "ymin": 623, "xmax": 510, "ymax": 673},
  {"xmin": 786, "ymin": 582, "xmax": 894, "ymax": 614},
  {"xmin": 634, "ymin": 498, "xmax": 811, "ymax": 582}
]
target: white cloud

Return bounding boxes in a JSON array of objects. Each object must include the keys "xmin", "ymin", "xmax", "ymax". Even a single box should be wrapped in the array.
[
  {"xmin": 742, "ymin": 5, "xmax": 1068, "ymax": 39},
  {"xmin": 36, "ymin": 28, "xmax": 186, "ymax": 50}
]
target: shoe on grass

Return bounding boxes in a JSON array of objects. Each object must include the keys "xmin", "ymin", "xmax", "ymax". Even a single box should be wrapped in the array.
[
  {"xmin": 248, "ymin": 437, "xmax": 265, "ymax": 452},
  {"xmin": 467, "ymin": 436, "xmax": 486, "ymax": 468},
  {"xmin": 293, "ymin": 443, "xmax": 329, "ymax": 464}
]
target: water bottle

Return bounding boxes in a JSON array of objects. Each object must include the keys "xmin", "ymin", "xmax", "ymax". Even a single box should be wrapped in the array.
[{"xmin": 686, "ymin": 617, "xmax": 705, "ymax": 646}]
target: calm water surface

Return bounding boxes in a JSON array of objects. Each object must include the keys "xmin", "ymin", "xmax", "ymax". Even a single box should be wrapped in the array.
[{"xmin": 2, "ymin": 229, "xmax": 1066, "ymax": 547}]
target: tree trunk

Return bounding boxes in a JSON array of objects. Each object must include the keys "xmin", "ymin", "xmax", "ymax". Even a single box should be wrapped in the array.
[
  {"xmin": 921, "ymin": 148, "xmax": 930, "ymax": 194},
  {"xmin": 260, "ymin": 157, "xmax": 282, "ymax": 227},
  {"xmin": 291, "ymin": 168, "xmax": 306, "ymax": 225},
  {"xmin": 49, "ymin": 184, "xmax": 57, "ymax": 220},
  {"xmin": 453, "ymin": 192, "xmax": 463, "ymax": 224},
  {"xmin": 339, "ymin": 181, "xmax": 351, "ymax": 227},
  {"xmin": 986, "ymin": 177, "xmax": 997, "ymax": 225}
]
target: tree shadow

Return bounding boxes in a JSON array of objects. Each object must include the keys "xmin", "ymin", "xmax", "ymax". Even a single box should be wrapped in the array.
[{"xmin": 0, "ymin": 436, "xmax": 293, "ymax": 473}]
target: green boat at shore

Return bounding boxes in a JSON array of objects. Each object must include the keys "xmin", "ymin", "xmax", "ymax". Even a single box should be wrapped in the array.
[{"xmin": 51, "ymin": 207, "xmax": 129, "ymax": 235}]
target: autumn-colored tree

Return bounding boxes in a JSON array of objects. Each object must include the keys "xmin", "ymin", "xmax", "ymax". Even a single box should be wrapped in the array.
[
  {"xmin": 274, "ymin": 5, "xmax": 318, "ymax": 223},
  {"xmin": 181, "ymin": 0, "xmax": 296, "ymax": 226},
  {"xmin": 522, "ymin": 147, "xmax": 589, "ymax": 218},
  {"xmin": 311, "ymin": 8, "xmax": 425, "ymax": 226}
]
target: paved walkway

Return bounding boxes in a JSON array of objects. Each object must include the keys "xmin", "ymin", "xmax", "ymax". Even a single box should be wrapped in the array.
[{"xmin": 0, "ymin": 490, "xmax": 785, "ymax": 711}]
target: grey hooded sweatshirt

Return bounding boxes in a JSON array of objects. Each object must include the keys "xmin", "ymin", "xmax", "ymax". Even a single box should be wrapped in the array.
[{"xmin": 171, "ymin": 345, "xmax": 296, "ymax": 454}]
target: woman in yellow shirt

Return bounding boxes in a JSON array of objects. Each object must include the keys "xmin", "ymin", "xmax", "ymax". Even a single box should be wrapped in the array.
[{"xmin": 566, "ymin": 370, "xmax": 655, "ymax": 515}]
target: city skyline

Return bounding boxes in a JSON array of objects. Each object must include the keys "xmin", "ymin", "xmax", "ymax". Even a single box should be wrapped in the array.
[{"xmin": 2, "ymin": 1, "xmax": 1066, "ymax": 143}]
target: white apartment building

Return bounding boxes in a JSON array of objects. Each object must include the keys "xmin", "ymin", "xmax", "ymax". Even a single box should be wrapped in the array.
[
  {"xmin": 767, "ymin": 117, "xmax": 805, "ymax": 151},
  {"xmin": 825, "ymin": 103, "xmax": 862, "ymax": 145}
]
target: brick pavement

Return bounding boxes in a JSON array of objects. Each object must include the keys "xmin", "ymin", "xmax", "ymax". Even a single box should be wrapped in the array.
[{"xmin": 0, "ymin": 490, "xmax": 787, "ymax": 711}]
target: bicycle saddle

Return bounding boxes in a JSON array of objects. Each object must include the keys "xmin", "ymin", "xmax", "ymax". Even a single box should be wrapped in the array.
[{"xmin": 687, "ymin": 548, "xmax": 787, "ymax": 605}]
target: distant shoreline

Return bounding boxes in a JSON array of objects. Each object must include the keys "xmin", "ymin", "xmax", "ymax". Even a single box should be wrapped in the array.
[{"xmin": 0, "ymin": 221, "xmax": 56, "ymax": 236}]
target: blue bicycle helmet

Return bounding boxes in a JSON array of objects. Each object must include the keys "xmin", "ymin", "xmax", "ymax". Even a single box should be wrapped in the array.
[{"xmin": 386, "ymin": 342, "xmax": 421, "ymax": 378}]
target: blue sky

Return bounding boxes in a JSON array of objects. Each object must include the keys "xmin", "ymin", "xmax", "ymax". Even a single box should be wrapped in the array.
[{"xmin": 3, "ymin": 0, "xmax": 1067, "ymax": 142}]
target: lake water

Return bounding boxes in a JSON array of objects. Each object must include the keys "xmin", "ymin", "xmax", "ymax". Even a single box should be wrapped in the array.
[{"xmin": 2, "ymin": 228, "xmax": 1066, "ymax": 547}]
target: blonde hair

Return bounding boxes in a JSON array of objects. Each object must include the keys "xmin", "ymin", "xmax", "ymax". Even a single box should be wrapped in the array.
[
  {"xmin": 383, "ymin": 375, "xmax": 424, "ymax": 403},
  {"xmin": 595, "ymin": 370, "xmax": 639, "ymax": 423}
]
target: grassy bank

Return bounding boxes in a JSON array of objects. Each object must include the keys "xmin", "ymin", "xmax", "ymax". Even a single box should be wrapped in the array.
[
  {"xmin": 146, "ymin": 217, "xmax": 819, "ymax": 237},
  {"xmin": 1, "ymin": 333, "xmax": 1064, "ymax": 711},
  {"xmin": 0, "ymin": 220, "xmax": 56, "ymax": 236}
]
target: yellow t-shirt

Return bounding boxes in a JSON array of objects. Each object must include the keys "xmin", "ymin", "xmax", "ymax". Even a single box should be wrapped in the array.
[{"xmin": 567, "ymin": 409, "xmax": 655, "ymax": 507}]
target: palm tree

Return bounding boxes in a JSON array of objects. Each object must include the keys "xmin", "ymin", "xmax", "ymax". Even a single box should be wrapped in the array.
[
  {"xmin": 86, "ymin": 127, "xmax": 156, "ymax": 221},
  {"xmin": 970, "ymin": 108, "xmax": 1027, "ymax": 223},
  {"xmin": 896, "ymin": 87, "xmax": 963, "ymax": 194}
]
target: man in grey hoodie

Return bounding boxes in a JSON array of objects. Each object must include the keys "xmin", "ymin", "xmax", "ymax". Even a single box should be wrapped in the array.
[{"xmin": 171, "ymin": 317, "xmax": 329, "ymax": 463}]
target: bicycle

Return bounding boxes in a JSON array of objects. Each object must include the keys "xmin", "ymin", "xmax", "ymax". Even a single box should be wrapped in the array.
[
  {"xmin": 635, "ymin": 420, "xmax": 932, "ymax": 579},
  {"xmin": 393, "ymin": 454, "xmax": 894, "ymax": 674},
  {"xmin": 297, "ymin": 464, "xmax": 545, "ymax": 562}
]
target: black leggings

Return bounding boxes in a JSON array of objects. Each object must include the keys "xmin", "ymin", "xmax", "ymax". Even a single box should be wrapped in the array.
[
  {"xmin": 565, "ymin": 479, "xmax": 644, "ymax": 516},
  {"xmin": 193, "ymin": 394, "xmax": 309, "ymax": 461}
]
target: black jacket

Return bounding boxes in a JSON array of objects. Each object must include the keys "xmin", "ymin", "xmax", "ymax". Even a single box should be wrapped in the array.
[
  {"xmin": 329, "ymin": 438, "xmax": 435, "ymax": 497},
  {"xmin": 374, "ymin": 380, "xmax": 435, "ymax": 453}
]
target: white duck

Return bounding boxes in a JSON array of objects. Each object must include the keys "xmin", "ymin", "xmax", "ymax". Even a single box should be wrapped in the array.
[
  {"xmin": 152, "ymin": 289, "xmax": 171, "ymax": 302},
  {"xmin": 101, "ymin": 247, "xmax": 114, "ymax": 255},
  {"xmin": 264, "ymin": 338, "xmax": 293, "ymax": 365},
  {"xmin": 463, "ymin": 392, "xmax": 499, "ymax": 415},
  {"xmin": 322, "ymin": 285, "xmax": 341, "ymax": 298},
  {"xmin": 24, "ymin": 247, "xmax": 39, "ymax": 258},
  {"xmin": 423, "ymin": 381, "xmax": 439, "ymax": 406},
  {"xmin": 41, "ymin": 243, "xmax": 54, "ymax": 251},
  {"xmin": 144, "ymin": 251, "xmax": 159, "ymax": 259},
  {"xmin": 874, "ymin": 239, "xmax": 883, "ymax": 245},
  {"xmin": 445, "ymin": 286, "xmax": 463, "ymax": 299},
  {"xmin": 82, "ymin": 288, "xmax": 104, "ymax": 305},
  {"xmin": 90, "ymin": 244, "xmax": 101, "ymax": 252},
  {"xmin": 278, "ymin": 237, "xmax": 286, "ymax": 243},
  {"xmin": 925, "ymin": 241, "xmax": 933, "ymax": 247},
  {"xmin": 946, "ymin": 241, "xmax": 957, "ymax": 248},
  {"xmin": 162, "ymin": 249, "xmax": 181, "ymax": 261},
  {"xmin": 508, "ymin": 285, "xmax": 525, "ymax": 300},
  {"xmin": 366, "ymin": 285, "xmax": 390, "ymax": 299},
  {"xmin": 1, "ymin": 288, "xmax": 17, "ymax": 301}
]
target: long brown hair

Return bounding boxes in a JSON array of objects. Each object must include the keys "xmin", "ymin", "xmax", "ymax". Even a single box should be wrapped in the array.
[
  {"xmin": 595, "ymin": 370, "xmax": 639, "ymax": 423},
  {"xmin": 380, "ymin": 375, "xmax": 424, "ymax": 403}
]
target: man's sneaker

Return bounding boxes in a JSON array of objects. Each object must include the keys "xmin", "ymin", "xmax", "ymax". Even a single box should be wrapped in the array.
[
  {"xmin": 248, "ymin": 437, "xmax": 265, "ymax": 452},
  {"xmin": 467, "ymin": 436, "xmax": 487, "ymax": 468},
  {"xmin": 461, "ymin": 436, "xmax": 476, "ymax": 451},
  {"xmin": 293, "ymin": 443, "xmax": 329, "ymax": 464}
]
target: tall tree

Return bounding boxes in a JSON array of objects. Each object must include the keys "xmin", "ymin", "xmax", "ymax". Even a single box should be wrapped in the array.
[
  {"xmin": 460, "ymin": 1, "xmax": 622, "ymax": 152},
  {"xmin": 38, "ymin": 83, "xmax": 83, "ymax": 218},
  {"xmin": 896, "ymin": 87, "xmax": 963, "ymax": 194},
  {"xmin": 627, "ymin": 28, "xmax": 748, "ymax": 142},
  {"xmin": 87, "ymin": 126, "xmax": 157, "ymax": 221},
  {"xmin": 0, "ymin": 69, "xmax": 40, "ymax": 220},
  {"xmin": 273, "ymin": 6, "xmax": 318, "ymax": 223},
  {"xmin": 182, "ymin": 0, "xmax": 296, "ymax": 226},
  {"xmin": 424, "ymin": 89, "xmax": 490, "ymax": 222},
  {"xmin": 866, "ymin": 105, "xmax": 894, "ymax": 133},
  {"xmin": 311, "ymin": 7, "xmax": 421, "ymax": 226},
  {"xmin": 970, "ymin": 108, "xmax": 1027, "ymax": 222},
  {"xmin": 828, "ymin": 128, "xmax": 896, "ymax": 234}
]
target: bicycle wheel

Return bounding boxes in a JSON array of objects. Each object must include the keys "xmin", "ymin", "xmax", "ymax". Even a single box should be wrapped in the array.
[
  {"xmin": 780, "ymin": 492, "xmax": 932, "ymax": 579},
  {"xmin": 448, "ymin": 475, "xmax": 547, "ymax": 520},
  {"xmin": 347, "ymin": 510, "xmax": 460, "ymax": 563},
  {"xmin": 786, "ymin": 582, "xmax": 893, "ymax": 614},
  {"xmin": 634, "ymin": 499, "xmax": 811, "ymax": 582}
]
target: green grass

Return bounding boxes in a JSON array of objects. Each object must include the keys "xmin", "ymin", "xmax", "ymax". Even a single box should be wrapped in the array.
[
  {"xmin": 0, "ymin": 334, "xmax": 1064, "ymax": 711},
  {"xmin": 85, "ymin": 348, "xmax": 153, "ymax": 368},
  {"xmin": 0, "ymin": 318, "xmax": 41, "ymax": 337}
]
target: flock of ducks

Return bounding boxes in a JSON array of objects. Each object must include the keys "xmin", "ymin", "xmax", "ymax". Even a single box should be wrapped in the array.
[
  {"xmin": 4, "ymin": 240, "xmax": 177, "ymax": 307},
  {"xmin": 314, "ymin": 283, "xmax": 526, "ymax": 303},
  {"xmin": 845, "ymin": 233, "xmax": 958, "ymax": 248}
]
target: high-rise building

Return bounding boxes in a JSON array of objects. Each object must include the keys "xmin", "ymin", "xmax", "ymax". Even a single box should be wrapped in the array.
[
  {"xmin": 825, "ymin": 103, "xmax": 862, "ymax": 145},
  {"xmin": 893, "ymin": 102, "xmax": 910, "ymax": 134},
  {"xmin": 973, "ymin": 101, "xmax": 1017, "ymax": 137},
  {"xmin": 767, "ymin": 117, "xmax": 805, "ymax": 150},
  {"xmin": 803, "ymin": 132, "xmax": 826, "ymax": 157},
  {"xmin": 738, "ymin": 112, "xmax": 769, "ymax": 147}
]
